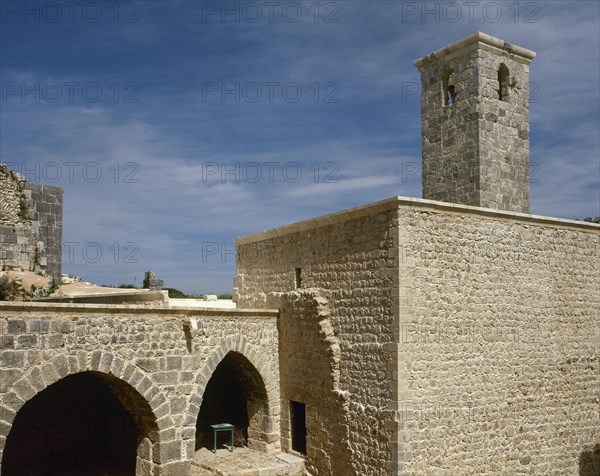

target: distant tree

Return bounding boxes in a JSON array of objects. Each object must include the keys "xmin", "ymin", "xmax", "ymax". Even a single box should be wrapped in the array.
[{"xmin": 164, "ymin": 288, "xmax": 186, "ymax": 298}]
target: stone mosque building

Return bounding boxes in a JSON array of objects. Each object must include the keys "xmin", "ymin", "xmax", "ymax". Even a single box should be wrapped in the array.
[{"xmin": 0, "ymin": 32, "xmax": 598, "ymax": 475}]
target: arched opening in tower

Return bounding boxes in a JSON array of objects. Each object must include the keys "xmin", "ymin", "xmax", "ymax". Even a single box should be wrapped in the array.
[
  {"xmin": 1, "ymin": 371, "xmax": 158, "ymax": 476},
  {"xmin": 195, "ymin": 351, "xmax": 270, "ymax": 452},
  {"xmin": 443, "ymin": 68, "xmax": 456, "ymax": 106},
  {"xmin": 498, "ymin": 63, "xmax": 510, "ymax": 101}
]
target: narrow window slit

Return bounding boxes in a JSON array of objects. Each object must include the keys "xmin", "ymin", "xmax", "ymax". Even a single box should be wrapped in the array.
[{"xmin": 295, "ymin": 268, "xmax": 302, "ymax": 289}]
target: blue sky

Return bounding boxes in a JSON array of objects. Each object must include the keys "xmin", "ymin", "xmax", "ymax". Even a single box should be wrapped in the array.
[{"xmin": 1, "ymin": 1, "xmax": 599, "ymax": 294}]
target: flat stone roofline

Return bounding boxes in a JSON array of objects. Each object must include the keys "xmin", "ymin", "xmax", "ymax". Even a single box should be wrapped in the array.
[
  {"xmin": 169, "ymin": 298, "xmax": 237, "ymax": 309},
  {"xmin": 413, "ymin": 31, "xmax": 536, "ymax": 71},
  {"xmin": 0, "ymin": 301, "xmax": 279, "ymax": 318},
  {"xmin": 39, "ymin": 290, "xmax": 168, "ymax": 305},
  {"xmin": 234, "ymin": 196, "xmax": 600, "ymax": 245}
]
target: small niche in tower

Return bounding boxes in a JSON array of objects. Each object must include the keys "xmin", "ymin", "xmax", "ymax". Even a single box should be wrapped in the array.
[
  {"xmin": 443, "ymin": 68, "xmax": 456, "ymax": 106},
  {"xmin": 498, "ymin": 63, "xmax": 510, "ymax": 101}
]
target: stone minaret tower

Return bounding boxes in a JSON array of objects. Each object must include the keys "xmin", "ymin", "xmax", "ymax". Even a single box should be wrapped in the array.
[{"xmin": 414, "ymin": 32, "xmax": 536, "ymax": 213}]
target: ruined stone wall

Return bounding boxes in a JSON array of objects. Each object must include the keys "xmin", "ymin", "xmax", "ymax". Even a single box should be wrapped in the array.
[
  {"xmin": 23, "ymin": 183, "xmax": 63, "ymax": 279},
  {"xmin": 0, "ymin": 165, "xmax": 63, "ymax": 279},
  {"xmin": 0, "ymin": 303, "xmax": 280, "ymax": 476},
  {"xmin": 0, "ymin": 167, "xmax": 39, "ymax": 274},
  {"xmin": 276, "ymin": 290, "xmax": 353, "ymax": 475},
  {"xmin": 235, "ymin": 205, "xmax": 399, "ymax": 475},
  {"xmin": 396, "ymin": 206, "xmax": 600, "ymax": 475}
]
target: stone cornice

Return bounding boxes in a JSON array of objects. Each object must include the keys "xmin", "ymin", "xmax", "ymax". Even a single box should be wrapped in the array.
[
  {"xmin": 0, "ymin": 301, "xmax": 279, "ymax": 318},
  {"xmin": 234, "ymin": 196, "xmax": 600, "ymax": 245},
  {"xmin": 414, "ymin": 31, "xmax": 536, "ymax": 71}
]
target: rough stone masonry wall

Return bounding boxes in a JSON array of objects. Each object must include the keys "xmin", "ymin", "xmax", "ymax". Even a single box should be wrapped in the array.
[
  {"xmin": 0, "ymin": 166, "xmax": 40, "ymax": 274},
  {"xmin": 396, "ymin": 207, "xmax": 600, "ymax": 475},
  {"xmin": 0, "ymin": 165, "xmax": 63, "ymax": 279},
  {"xmin": 24, "ymin": 183, "xmax": 63, "ymax": 279},
  {"xmin": 275, "ymin": 290, "xmax": 353, "ymax": 475},
  {"xmin": 0, "ymin": 303, "xmax": 280, "ymax": 476},
  {"xmin": 235, "ymin": 208, "xmax": 399, "ymax": 475},
  {"xmin": 418, "ymin": 46, "xmax": 481, "ymax": 208},
  {"xmin": 417, "ymin": 36, "xmax": 532, "ymax": 213},
  {"xmin": 476, "ymin": 47, "xmax": 531, "ymax": 214}
]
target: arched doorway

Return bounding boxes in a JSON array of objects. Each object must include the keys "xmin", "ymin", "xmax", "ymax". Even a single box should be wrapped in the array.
[
  {"xmin": 1, "ymin": 371, "xmax": 158, "ymax": 476},
  {"xmin": 195, "ymin": 351, "xmax": 270, "ymax": 452}
]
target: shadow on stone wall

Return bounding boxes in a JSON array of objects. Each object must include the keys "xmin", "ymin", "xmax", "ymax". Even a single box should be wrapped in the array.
[
  {"xmin": 277, "ymin": 289, "xmax": 355, "ymax": 475},
  {"xmin": 579, "ymin": 444, "xmax": 600, "ymax": 476},
  {"xmin": 2, "ymin": 371, "xmax": 157, "ymax": 475},
  {"xmin": 195, "ymin": 351, "xmax": 269, "ymax": 452}
]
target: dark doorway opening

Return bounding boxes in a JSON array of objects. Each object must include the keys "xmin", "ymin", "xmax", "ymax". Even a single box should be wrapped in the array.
[
  {"xmin": 196, "ymin": 352, "xmax": 269, "ymax": 452},
  {"xmin": 1, "ymin": 371, "xmax": 156, "ymax": 476},
  {"xmin": 579, "ymin": 443, "xmax": 600, "ymax": 476},
  {"xmin": 196, "ymin": 356, "xmax": 249, "ymax": 450},
  {"xmin": 290, "ymin": 400, "xmax": 307, "ymax": 454}
]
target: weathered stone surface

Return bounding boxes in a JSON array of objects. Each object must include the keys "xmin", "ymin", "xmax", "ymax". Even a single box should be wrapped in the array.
[
  {"xmin": 395, "ymin": 206, "xmax": 599, "ymax": 475},
  {"xmin": 235, "ymin": 204, "xmax": 400, "ymax": 474},
  {"xmin": 235, "ymin": 197, "xmax": 599, "ymax": 474},
  {"xmin": 191, "ymin": 447, "xmax": 305, "ymax": 475},
  {"xmin": 414, "ymin": 32, "xmax": 534, "ymax": 213},
  {"xmin": 277, "ymin": 290, "xmax": 353, "ymax": 475},
  {"xmin": 0, "ymin": 304, "xmax": 280, "ymax": 475},
  {"xmin": 0, "ymin": 165, "xmax": 63, "ymax": 279}
]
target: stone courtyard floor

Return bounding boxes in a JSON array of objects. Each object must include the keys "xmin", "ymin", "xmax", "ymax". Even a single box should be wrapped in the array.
[
  {"xmin": 191, "ymin": 447, "xmax": 305, "ymax": 476},
  {"xmin": 47, "ymin": 461, "xmax": 130, "ymax": 475}
]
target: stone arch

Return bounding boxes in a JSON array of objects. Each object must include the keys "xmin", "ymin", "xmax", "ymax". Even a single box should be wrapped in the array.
[
  {"xmin": 183, "ymin": 336, "xmax": 279, "ymax": 455},
  {"xmin": 0, "ymin": 351, "xmax": 175, "ymax": 476}
]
